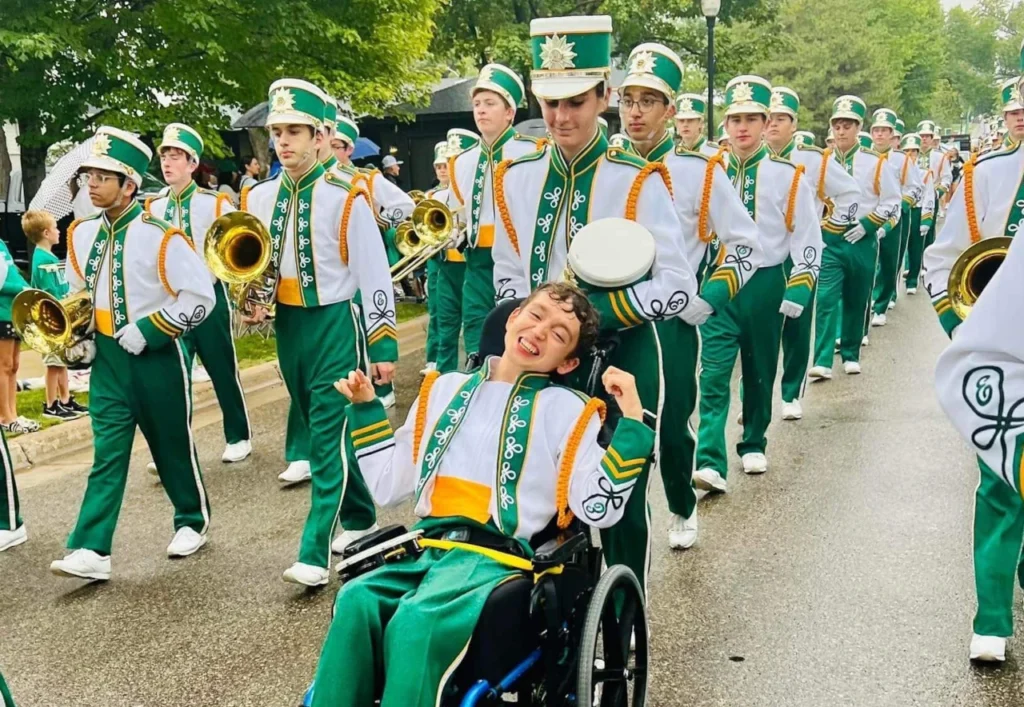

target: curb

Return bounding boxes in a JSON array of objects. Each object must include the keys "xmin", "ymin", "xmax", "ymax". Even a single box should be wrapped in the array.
[{"xmin": 11, "ymin": 315, "xmax": 429, "ymax": 472}]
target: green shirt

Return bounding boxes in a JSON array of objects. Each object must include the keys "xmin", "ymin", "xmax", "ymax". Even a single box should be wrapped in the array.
[
  {"xmin": 30, "ymin": 247, "xmax": 68, "ymax": 300},
  {"xmin": 0, "ymin": 240, "xmax": 29, "ymax": 322}
]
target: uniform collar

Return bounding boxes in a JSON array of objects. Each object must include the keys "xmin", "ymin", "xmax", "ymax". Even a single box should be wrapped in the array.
[
  {"xmin": 483, "ymin": 356, "xmax": 552, "ymax": 391},
  {"xmin": 690, "ymin": 136, "xmax": 707, "ymax": 152},
  {"xmin": 776, "ymin": 139, "xmax": 796, "ymax": 159},
  {"xmin": 482, "ymin": 125, "xmax": 517, "ymax": 158},
  {"xmin": 729, "ymin": 142, "xmax": 769, "ymax": 171},
  {"xmin": 321, "ymin": 155, "xmax": 338, "ymax": 170},
  {"xmin": 834, "ymin": 143, "xmax": 860, "ymax": 165},
  {"xmin": 282, "ymin": 161, "xmax": 325, "ymax": 191},
  {"xmin": 103, "ymin": 200, "xmax": 142, "ymax": 232},
  {"xmin": 552, "ymin": 130, "xmax": 608, "ymax": 177},
  {"xmin": 644, "ymin": 131, "xmax": 675, "ymax": 163},
  {"xmin": 171, "ymin": 180, "xmax": 197, "ymax": 203}
]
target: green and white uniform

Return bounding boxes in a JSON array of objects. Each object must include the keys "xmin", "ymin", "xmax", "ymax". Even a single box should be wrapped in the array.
[
  {"xmin": 65, "ymin": 127, "xmax": 216, "ymax": 556},
  {"xmin": 0, "ymin": 250, "xmax": 20, "ymax": 535},
  {"xmin": 245, "ymin": 79, "xmax": 397, "ymax": 571},
  {"xmin": 812, "ymin": 96, "xmax": 901, "ymax": 370},
  {"xmin": 907, "ymin": 120, "xmax": 953, "ymax": 289},
  {"xmin": 149, "ymin": 123, "xmax": 251, "ymax": 446},
  {"xmin": 696, "ymin": 76, "xmax": 823, "ymax": 476},
  {"xmin": 674, "ymin": 94, "xmax": 722, "ymax": 157},
  {"xmin": 311, "ymin": 360, "xmax": 653, "ymax": 707}
]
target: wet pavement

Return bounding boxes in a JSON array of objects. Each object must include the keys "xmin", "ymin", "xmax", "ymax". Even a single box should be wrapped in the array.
[{"xmin": 3, "ymin": 291, "xmax": 1023, "ymax": 706}]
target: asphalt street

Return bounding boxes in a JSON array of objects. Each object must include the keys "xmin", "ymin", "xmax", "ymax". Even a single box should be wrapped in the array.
[{"xmin": 2, "ymin": 290, "xmax": 1022, "ymax": 706}]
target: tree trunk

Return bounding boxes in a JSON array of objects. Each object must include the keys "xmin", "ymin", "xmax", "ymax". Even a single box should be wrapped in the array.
[
  {"xmin": 17, "ymin": 118, "xmax": 49, "ymax": 210},
  {"xmin": 0, "ymin": 126, "xmax": 11, "ymax": 204},
  {"xmin": 247, "ymin": 128, "xmax": 271, "ymax": 178}
]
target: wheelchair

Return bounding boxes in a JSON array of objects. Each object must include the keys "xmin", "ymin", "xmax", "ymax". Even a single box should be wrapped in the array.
[{"xmin": 301, "ymin": 299, "xmax": 648, "ymax": 706}]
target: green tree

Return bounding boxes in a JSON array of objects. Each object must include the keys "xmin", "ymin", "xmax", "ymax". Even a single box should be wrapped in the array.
[{"xmin": 0, "ymin": 0, "xmax": 444, "ymax": 205}]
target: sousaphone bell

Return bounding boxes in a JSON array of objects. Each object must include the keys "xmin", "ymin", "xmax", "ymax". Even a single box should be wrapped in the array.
[{"xmin": 947, "ymin": 236, "xmax": 1011, "ymax": 319}]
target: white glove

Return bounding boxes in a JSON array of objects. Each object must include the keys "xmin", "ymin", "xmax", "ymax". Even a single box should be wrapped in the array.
[
  {"xmin": 920, "ymin": 225, "xmax": 929, "ymax": 237},
  {"xmin": 114, "ymin": 323, "xmax": 147, "ymax": 355},
  {"xmin": 844, "ymin": 223, "xmax": 867, "ymax": 244},
  {"xmin": 680, "ymin": 296, "xmax": 714, "ymax": 327},
  {"xmin": 66, "ymin": 339, "xmax": 97, "ymax": 365},
  {"xmin": 779, "ymin": 300, "xmax": 804, "ymax": 319}
]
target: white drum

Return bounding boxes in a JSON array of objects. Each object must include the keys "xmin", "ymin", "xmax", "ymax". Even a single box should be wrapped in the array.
[{"xmin": 567, "ymin": 217, "xmax": 655, "ymax": 289}]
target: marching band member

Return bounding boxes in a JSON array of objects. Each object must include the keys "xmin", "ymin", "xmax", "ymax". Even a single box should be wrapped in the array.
[
  {"xmin": 311, "ymin": 283, "xmax": 652, "ymax": 707},
  {"xmin": 807, "ymin": 96, "xmax": 899, "ymax": 381},
  {"xmin": 908, "ymin": 119, "xmax": 953, "ymax": 295},
  {"xmin": 148, "ymin": 123, "xmax": 253, "ymax": 463},
  {"xmin": 422, "ymin": 140, "xmax": 450, "ymax": 374},
  {"xmin": 868, "ymin": 109, "xmax": 922, "ymax": 327},
  {"xmin": 674, "ymin": 93, "xmax": 722, "ymax": 157},
  {"xmin": 51, "ymin": 127, "xmax": 216, "ymax": 580},
  {"xmin": 618, "ymin": 42, "xmax": 763, "ymax": 550},
  {"xmin": 491, "ymin": 14, "xmax": 703, "ymax": 591},
  {"xmin": 242, "ymin": 79, "xmax": 396, "ymax": 586},
  {"xmin": 0, "ymin": 248, "xmax": 23, "ymax": 551},
  {"xmin": 766, "ymin": 87, "xmax": 860, "ymax": 422},
  {"xmin": 693, "ymin": 76, "xmax": 821, "ymax": 488},
  {"xmin": 447, "ymin": 63, "xmax": 542, "ymax": 368}
]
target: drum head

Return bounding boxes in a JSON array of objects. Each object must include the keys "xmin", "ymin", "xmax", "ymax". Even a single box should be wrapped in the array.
[{"xmin": 568, "ymin": 218, "xmax": 656, "ymax": 289}]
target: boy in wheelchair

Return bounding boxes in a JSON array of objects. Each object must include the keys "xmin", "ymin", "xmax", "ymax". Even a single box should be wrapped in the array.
[{"xmin": 310, "ymin": 282, "xmax": 654, "ymax": 707}]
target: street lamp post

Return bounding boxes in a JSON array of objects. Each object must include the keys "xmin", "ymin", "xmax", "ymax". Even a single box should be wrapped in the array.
[{"xmin": 702, "ymin": 0, "xmax": 722, "ymax": 140}]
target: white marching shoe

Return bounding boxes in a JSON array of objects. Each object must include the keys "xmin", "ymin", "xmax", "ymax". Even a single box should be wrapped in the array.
[
  {"xmin": 50, "ymin": 549, "xmax": 111, "ymax": 581},
  {"xmin": 887, "ymin": 300, "xmax": 896, "ymax": 311},
  {"xmin": 781, "ymin": 400, "xmax": 803, "ymax": 421},
  {"xmin": 742, "ymin": 452, "xmax": 768, "ymax": 475},
  {"xmin": 380, "ymin": 392, "xmax": 397, "ymax": 409},
  {"xmin": 808, "ymin": 366, "xmax": 832, "ymax": 381},
  {"xmin": 278, "ymin": 460, "xmax": 311, "ymax": 485},
  {"xmin": 969, "ymin": 634, "xmax": 1006, "ymax": 662},
  {"xmin": 736, "ymin": 410, "xmax": 744, "ymax": 425},
  {"xmin": 192, "ymin": 364, "xmax": 211, "ymax": 384},
  {"xmin": 843, "ymin": 361, "xmax": 862, "ymax": 375},
  {"xmin": 222, "ymin": 439, "xmax": 252, "ymax": 463},
  {"xmin": 420, "ymin": 362, "xmax": 438, "ymax": 375},
  {"xmin": 861, "ymin": 336, "xmax": 869, "ymax": 347},
  {"xmin": 906, "ymin": 287, "xmax": 917, "ymax": 295},
  {"xmin": 668, "ymin": 512, "xmax": 698, "ymax": 550},
  {"xmin": 332, "ymin": 523, "xmax": 381, "ymax": 555},
  {"xmin": 147, "ymin": 461, "xmax": 159, "ymax": 477},
  {"xmin": 167, "ymin": 527, "xmax": 207, "ymax": 558},
  {"xmin": 0, "ymin": 525, "xmax": 27, "ymax": 552},
  {"xmin": 283, "ymin": 562, "xmax": 330, "ymax": 587},
  {"xmin": 693, "ymin": 468, "xmax": 727, "ymax": 494},
  {"xmin": 871, "ymin": 313, "xmax": 887, "ymax": 327}
]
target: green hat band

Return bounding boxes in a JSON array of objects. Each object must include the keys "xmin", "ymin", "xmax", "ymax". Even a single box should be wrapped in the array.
[
  {"xmin": 675, "ymin": 95, "xmax": 707, "ymax": 117},
  {"xmin": 476, "ymin": 65, "xmax": 525, "ymax": 107},
  {"xmin": 531, "ymin": 31, "xmax": 611, "ymax": 75},
  {"xmin": 324, "ymin": 101, "xmax": 338, "ymax": 127},
  {"xmin": 95, "ymin": 133, "xmax": 151, "ymax": 178},
  {"xmin": 160, "ymin": 125, "xmax": 203, "ymax": 159},
  {"xmin": 769, "ymin": 90, "xmax": 800, "ymax": 116},
  {"xmin": 794, "ymin": 131, "xmax": 814, "ymax": 146},
  {"xmin": 267, "ymin": 84, "xmax": 325, "ymax": 127},
  {"xmin": 831, "ymin": 96, "xmax": 866, "ymax": 122},
  {"xmin": 725, "ymin": 79, "xmax": 772, "ymax": 115},
  {"xmin": 871, "ymin": 109, "xmax": 897, "ymax": 129},
  {"xmin": 335, "ymin": 117, "xmax": 358, "ymax": 145},
  {"xmin": 1001, "ymin": 79, "xmax": 1024, "ymax": 112},
  {"xmin": 623, "ymin": 46, "xmax": 683, "ymax": 97},
  {"xmin": 917, "ymin": 120, "xmax": 936, "ymax": 134},
  {"xmin": 447, "ymin": 130, "xmax": 479, "ymax": 153},
  {"xmin": 857, "ymin": 133, "xmax": 873, "ymax": 149}
]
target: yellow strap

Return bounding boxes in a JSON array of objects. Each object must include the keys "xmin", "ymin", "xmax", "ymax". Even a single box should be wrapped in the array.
[{"xmin": 419, "ymin": 538, "xmax": 534, "ymax": 571}]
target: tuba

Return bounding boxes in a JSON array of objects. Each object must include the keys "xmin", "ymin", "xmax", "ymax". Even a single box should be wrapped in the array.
[
  {"xmin": 390, "ymin": 199, "xmax": 457, "ymax": 282},
  {"xmin": 12, "ymin": 289, "xmax": 94, "ymax": 362},
  {"xmin": 947, "ymin": 236, "xmax": 1011, "ymax": 319},
  {"xmin": 204, "ymin": 211, "xmax": 276, "ymax": 314}
]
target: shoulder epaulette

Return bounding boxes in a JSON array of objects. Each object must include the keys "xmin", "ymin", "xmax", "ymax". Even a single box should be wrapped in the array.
[
  {"xmin": 769, "ymin": 154, "xmax": 798, "ymax": 169},
  {"xmin": 797, "ymin": 143, "xmax": 824, "ymax": 154},
  {"xmin": 606, "ymin": 146, "xmax": 648, "ymax": 169},
  {"xmin": 324, "ymin": 171, "xmax": 356, "ymax": 192},
  {"xmin": 861, "ymin": 147, "xmax": 882, "ymax": 158},
  {"xmin": 506, "ymin": 143, "xmax": 549, "ymax": 168},
  {"xmin": 551, "ymin": 384, "xmax": 590, "ymax": 403},
  {"xmin": 513, "ymin": 133, "xmax": 541, "ymax": 144},
  {"xmin": 672, "ymin": 145, "xmax": 710, "ymax": 161},
  {"xmin": 196, "ymin": 187, "xmax": 218, "ymax": 197},
  {"xmin": 977, "ymin": 141, "xmax": 1020, "ymax": 164},
  {"xmin": 140, "ymin": 211, "xmax": 174, "ymax": 232}
]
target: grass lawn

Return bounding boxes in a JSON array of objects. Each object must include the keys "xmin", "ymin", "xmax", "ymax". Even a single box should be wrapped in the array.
[{"xmin": 14, "ymin": 387, "xmax": 91, "ymax": 432}]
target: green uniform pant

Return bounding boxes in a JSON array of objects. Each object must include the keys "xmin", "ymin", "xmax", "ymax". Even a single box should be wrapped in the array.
[
  {"xmin": 973, "ymin": 460, "xmax": 1024, "ymax": 637},
  {"xmin": 68, "ymin": 335, "xmax": 208, "ymax": 556},
  {"xmin": 569, "ymin": 321, "xmax": 660, "ymax": 594},
  {"xmin": 276, "ymin": 302, "xmax": 376, "ymax": 569},
  {"xmin": 436, "ymin": 259, "xmax": 466, "ymax": 373},
  {"xmin": 655, "ymin": 318, "xmax": 700, "ymax": 520},
  {"xmin": 462, "ymin": 247, "xmax": 494, "ymax": 359},
  {"xmin": 813, "ymin": 235, "xmax": 878, "ymax": 368},
  {"xmin": 872, "ymin": 217, "xmax": 905, "ymax": 316},
  {"xmin": 0, "ymin": 669, "xmax": 14, "ymax": 707},
  {"xmin": 892, "ymin": 206, "xmax": 915, "ymax": 306},
  {"xmin": 780, "ymin": 258, "xmax": 817, "ymax": 404},
  {"xmin": 425, "ymin": 258, "xmax": 441, "ymax": 363},
  {"xmin": 696, "ymin": 265, "xmax": 786, "ymax": 477},
  {"xmin": 284, "ymin": 401, "xmax": 310, "ymax": 463},
  {"xmin": 0, "ymin": 428, "xmax": 18, "ymax": 532},
  {"xmin": 312, "ymin": 546, "xmax": 516, "ymax": 707},
  {"xmin": 191, "ymin": 281, "xmax": 251, "ymax": 444},
  {"xmin": 905, "ymin": 208, "xmax": 927, "ymax": 290}
]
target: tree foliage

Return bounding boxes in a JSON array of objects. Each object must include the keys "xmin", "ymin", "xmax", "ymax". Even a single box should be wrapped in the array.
[{"xmin": 0, "ymin": 0, "xmax": 444, "ymax": 203}]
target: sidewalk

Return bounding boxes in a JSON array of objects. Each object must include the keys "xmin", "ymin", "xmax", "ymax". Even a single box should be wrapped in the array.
[{"xmin": 9, "ymin": 314, "xmax": 428, "ymax": 472}]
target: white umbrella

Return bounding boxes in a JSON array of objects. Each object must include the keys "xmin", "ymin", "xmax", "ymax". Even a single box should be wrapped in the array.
[{"xmin": 28, "ymin": 138, "xmax": 98, "ymax": 219}]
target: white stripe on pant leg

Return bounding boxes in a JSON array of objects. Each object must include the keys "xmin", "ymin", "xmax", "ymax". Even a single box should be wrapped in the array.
[
  {"xmin": 644, "ymin": 323, "xmax": 666, "ymax": 600},
  {"xmin": 220, "ymin": 280, "xmax": 253, "ymax": 438},
  {"xmin": 2, "ymin": 437, "xmax": 15, "ymax": 530},
  {"xmin": 175, "ymin": 340, "xmax": 210, "ymax": 533},
  {"xmin": 350, "ymin": 301, "xmax": 370, "ymax": 375},
  {"xmin": 327, "ymin": 417, "xmax": 351, "ymax": 561}
]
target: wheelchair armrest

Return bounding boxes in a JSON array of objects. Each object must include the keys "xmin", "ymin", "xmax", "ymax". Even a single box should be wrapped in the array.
[
  {"xmin": 342, "ymin": 524, "xmax": 409, "ymax": 559},
  {"xmin": 532, "ymin": 531, "xmax": 589, "ymax": 572}
]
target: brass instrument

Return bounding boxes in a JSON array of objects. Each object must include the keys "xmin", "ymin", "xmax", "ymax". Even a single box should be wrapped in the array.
[
  {"xmin": 12, "ymin": 289, "xmax": 93, "ymax": 362},
  {"xmin": 407, "ymin": 190, "xmax": 427, "ymax": 204},
  {"xmin": 204, "ymin": 211, "xmax": 276, "ymax": 314},
  {"xmin": 390, "ymin": 199, "xmax": 457, "ymax": 282},
  {"xmin": 947, "ymin": 236, "xmax": 1011, "ymax": 319}
]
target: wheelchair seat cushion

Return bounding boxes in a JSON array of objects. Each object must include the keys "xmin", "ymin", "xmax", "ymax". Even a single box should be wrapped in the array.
[{"xmin": 453, "ymin": 575, "xmax": 536, "ymax": 689}]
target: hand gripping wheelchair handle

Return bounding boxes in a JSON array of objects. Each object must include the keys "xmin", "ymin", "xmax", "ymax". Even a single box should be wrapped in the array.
[{"xmin": 531, "ymin": 531, "xmax": 589, "ymax": 573}]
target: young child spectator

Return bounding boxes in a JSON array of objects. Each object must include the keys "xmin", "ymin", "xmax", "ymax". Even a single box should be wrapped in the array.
[{"xmin": 22, "ymin": 210, "xmax": 88, "ymax": 421}]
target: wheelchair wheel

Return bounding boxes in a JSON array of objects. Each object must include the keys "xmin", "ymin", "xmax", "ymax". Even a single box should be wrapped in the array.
[{"xmin": 575, "ymin": 565, "xmax": 648, "ymax": 706}]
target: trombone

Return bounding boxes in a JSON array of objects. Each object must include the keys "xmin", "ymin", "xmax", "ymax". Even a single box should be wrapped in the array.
[
  {"xmin": 947, "ymin": 236, "xmax": 1011, "ymax": 319},
  {"xmin": 390, "ymin": 199, "xmax": 460, "ymax": 282},
  {"xmin": 204, "ymin": 211, "xmax": 277, "ymax": 315}
]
